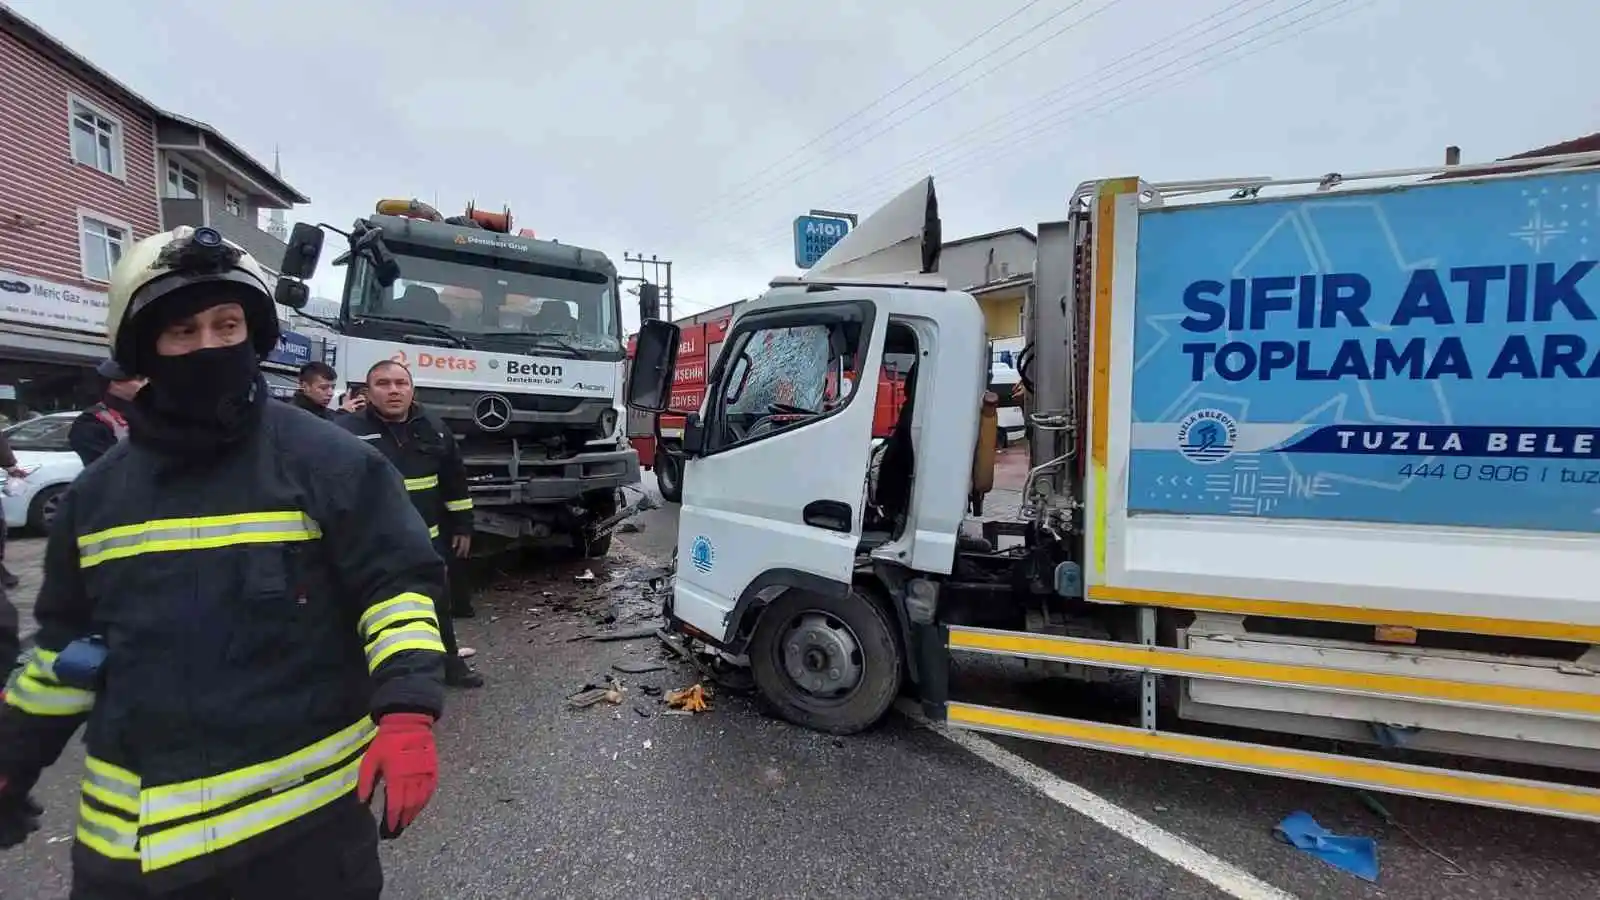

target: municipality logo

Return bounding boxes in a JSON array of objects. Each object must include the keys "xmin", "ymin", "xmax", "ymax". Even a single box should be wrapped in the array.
[
  {"xmin": 689, "ymin": 535, "xmax": 715, "ymax": 574},
  {"xmin": 1176, "ymin": 408, "xmax": 1238, "ymax": 465}
]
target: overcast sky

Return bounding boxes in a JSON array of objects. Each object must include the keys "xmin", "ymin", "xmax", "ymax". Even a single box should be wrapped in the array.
[{"xmin": 12, "ymin": 0, "xmax": 1598, "ymax": 327}]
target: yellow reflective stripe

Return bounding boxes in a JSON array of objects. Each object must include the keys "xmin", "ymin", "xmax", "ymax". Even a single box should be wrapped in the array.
[
  {"xmin": 76, "ymin": 799, "xmax": 139, "ymax": 861},
  {"xmin": 445, "ymin": 498, "xmax": 473, "ymax": 512},
  {"xmin": 24, "ymin": 647, "xmax": 60, "ymax": 678},
  {"xmin": 139, "ymin": 752, "xmax": 363, "ymax": 873},
  {"xmin": 948, "ymin": 701, "xmax": 1600, "ymax": 822},
  {"xmin": 366, "ymin": 622, "xmax": 445, "ymax": 672},
  {"xmin": 428, "ymin": 524, "xmax": 440, "ymax": 539},
  {"xmin": 5, "ymin": 671, "xmax": 94, "ymax": 716},
  {"xmin": 358, "ymin": 593, "xmax": 438, "ymax": 640},
  {"xmin": 78, "ymin": 511, "xmax": 322, "ymax": 568},
  {"xmin": 404, "ymin": 475, "xmax": 439, "ymax": 492},
  {"xmin": 140, "ymin": 718, "xmax": 376, "ymax": 826},
  {"xmin": 83, "ymin": 757, "xmax": 141, "ymax": 816}
]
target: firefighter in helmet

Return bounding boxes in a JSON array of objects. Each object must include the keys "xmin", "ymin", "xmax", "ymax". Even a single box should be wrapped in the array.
[{"xmin": 0, "ymin": 226, "xmax": 449, "ymax": 898}]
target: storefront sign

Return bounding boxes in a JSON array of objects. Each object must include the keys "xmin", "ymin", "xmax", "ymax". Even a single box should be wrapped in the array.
[
  {"xmin": 267, "ymin": 331, "xmax": 313, "ymax": 367},
  {"xmin": 0, "ymin": 269, "xmax": 108, "ymax": 335}
]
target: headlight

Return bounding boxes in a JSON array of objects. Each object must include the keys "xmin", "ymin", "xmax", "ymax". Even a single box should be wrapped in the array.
[{"xmin": 599, "ymin": 407, "xmax": 618, "ymax": 437}]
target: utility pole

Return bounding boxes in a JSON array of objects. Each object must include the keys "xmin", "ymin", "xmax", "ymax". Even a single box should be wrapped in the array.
[{"xmin": 623, "ymin": 252, "xmax": 674, "ymax": 322}]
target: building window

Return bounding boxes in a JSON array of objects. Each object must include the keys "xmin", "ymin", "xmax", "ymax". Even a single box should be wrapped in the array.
[
  {"xmin": 165, "ymin": 160, "xmax": 201, "ymax": 199},
  {"xmin": 223, "ymin": 187, "xmax": 246, "ymax": 218},
  {"xmin": 68, "ymin": 96, "xmax": 123, "ymax": 177},
  {"xmin": 80, "ymin": 215, "xmax": 129, "ymax": 283}
]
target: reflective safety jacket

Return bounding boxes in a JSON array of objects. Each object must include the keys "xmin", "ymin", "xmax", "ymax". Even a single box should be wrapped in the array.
[
  {"xmin": 68, "ymin": 401, "xmax": 130, "ymax": 467},
  {"xmin": 0, "ymin": 400, "xmax": 447, "ymax": 891},
  {"xmin": 337, "ymin": 405, "xmax": 474, "ymax": 542}
]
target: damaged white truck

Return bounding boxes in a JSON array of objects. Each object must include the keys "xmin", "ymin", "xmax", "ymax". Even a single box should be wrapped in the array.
[{"xmin": 626, "ymin": 160, "xmax": 1600, "ymax": 822}]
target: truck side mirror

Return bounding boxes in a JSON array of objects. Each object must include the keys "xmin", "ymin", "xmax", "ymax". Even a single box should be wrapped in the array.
[
  {"xmin": 279, "ymin": 223, "xmax": 325, "ymax": 279},
  {"xmin": 682, "ymin": 414, "xmax": 706, "ymax": 455},
  {"xmin": 274, "ymin": 278, "xmax": 310, "ymax": 311},
  {"xmin": 626, "ymin": 319, "xmax": 680, "ymax": 412},
  {"xmin": 637, "ymin": 282, "xmax": 661, "ymax": 321}
]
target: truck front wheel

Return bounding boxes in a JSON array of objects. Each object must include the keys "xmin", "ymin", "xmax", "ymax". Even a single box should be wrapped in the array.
[
  {"xmin": 747, "ymin": 587, "xmax": 902, "ymax": 735},
  {"xmin": 655, "ymin": 445, "xmax": 683, "ymax": 503}
]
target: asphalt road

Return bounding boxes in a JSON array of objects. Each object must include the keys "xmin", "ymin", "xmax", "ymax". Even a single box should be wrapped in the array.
[{"xmin": 4, "ymin": 472, "xmax": 1600, "ymax": 898}]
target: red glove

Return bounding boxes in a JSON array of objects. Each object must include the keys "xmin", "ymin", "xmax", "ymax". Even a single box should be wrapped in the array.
[{"xmin": 357, "ymin": 713, "xmax": 438, "ymax": 839}]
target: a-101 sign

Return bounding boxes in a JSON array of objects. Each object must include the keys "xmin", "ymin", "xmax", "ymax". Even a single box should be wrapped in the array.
[{"xmin": 793, "ymin": 215, "xmax": 851, "ymax": 269}]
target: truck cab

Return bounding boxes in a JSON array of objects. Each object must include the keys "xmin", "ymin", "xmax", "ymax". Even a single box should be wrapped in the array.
[
  {"xmin": 628, "ymin": 167, "xmax": 1600, "ymax": 823},
  {"xmin": 273, "ymin": 200, "xmax": 640, "ymax": 556}
]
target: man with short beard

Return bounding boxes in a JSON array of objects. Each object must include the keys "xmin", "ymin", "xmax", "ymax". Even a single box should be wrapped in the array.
[{"xmin": 339, "ymin": 360, "xmax": 484, "ymax": 688}]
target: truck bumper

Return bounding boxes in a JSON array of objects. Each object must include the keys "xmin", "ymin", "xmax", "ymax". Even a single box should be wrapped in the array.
[{"xmin": 468, "ymin": 447, "xmax": 640, "ymax": 504}]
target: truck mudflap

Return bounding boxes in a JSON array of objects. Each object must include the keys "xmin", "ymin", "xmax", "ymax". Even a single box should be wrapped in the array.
[{"xmin": 918, "ymin": 622, "xmax": 1600, "ymax": 823}]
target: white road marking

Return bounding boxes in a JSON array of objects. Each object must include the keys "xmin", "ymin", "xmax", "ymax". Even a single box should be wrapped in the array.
[{"xmin": 897, "ymin": 700, "xmax": 1299, "ymax": 900}]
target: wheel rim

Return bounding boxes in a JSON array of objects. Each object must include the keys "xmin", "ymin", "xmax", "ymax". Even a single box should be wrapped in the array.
[
  {"xmin": 778, "ymin": 611, "xmax": 864, "ymax": 700},
  {"xmin": 41, "ymin": 491, "xmax": 61, "ymax": 529}
]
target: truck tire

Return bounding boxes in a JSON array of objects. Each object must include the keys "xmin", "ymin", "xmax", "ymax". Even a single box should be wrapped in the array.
[
  {"xmin": 573, "ymin": 488, "xmax": 619, "ymax": 558},
  {"xmin": 747, "ymin": 586, "xmax": 902, "ymax": 735},
  {"xmin": 655, "ymin": 446, "xmax": 683, "ymax": 503}
]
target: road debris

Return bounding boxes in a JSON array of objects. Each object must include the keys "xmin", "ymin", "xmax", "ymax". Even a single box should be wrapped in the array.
[
  {"xmin": 584, "ymin": 624, "xmax": 661, "ymax": 642},
  {"xmin": 612, "ymin": 659, "xmax": 668, "ymax": 674},
  {"xmin": 665, "ymin": 683, "xmax": 711, "ymax": 713},
  {"xmin": 575, "ymin": 569, "xmax": 597, "ymax": 583},
  {"xmin": 568, "ymin": 676, "xmax": 625, "ymax": 709}
]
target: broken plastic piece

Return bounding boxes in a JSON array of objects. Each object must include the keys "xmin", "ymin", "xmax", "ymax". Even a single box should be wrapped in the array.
[
  {"xmin": 1274, "ymin": 811, "xmax": 1378, "ymax": 882},
  {"xmin": 665, "ymin": 683, "xmax": 711, "ymax": 713}
]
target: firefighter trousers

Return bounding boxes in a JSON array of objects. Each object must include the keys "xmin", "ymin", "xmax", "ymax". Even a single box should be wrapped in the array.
[
  {"xmin": 431, "ymin": 538, "xmax": 462, "ymax": 658},
  {"xmin": 68, "ymin": 796, "xmax": 382, "ymax": 900}
]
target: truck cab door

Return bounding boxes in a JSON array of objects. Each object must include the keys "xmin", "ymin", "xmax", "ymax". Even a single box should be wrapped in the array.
[{"xmin": 674, "ymin": 298, "xmax": 884, "ymax": 645}]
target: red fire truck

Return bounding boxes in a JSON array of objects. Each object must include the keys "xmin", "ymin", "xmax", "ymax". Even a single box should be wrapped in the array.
[{"xmin": 626, "ymin": 315, "xmax": 907, "ymax": 503}]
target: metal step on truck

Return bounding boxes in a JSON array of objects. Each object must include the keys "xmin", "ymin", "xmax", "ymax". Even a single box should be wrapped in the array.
[
  {"xmin": 272, "ymin": 198, "xmax": 642, "ymax": 557},
  {"xmin": 624, "ymin": 160, "xmax": 1600, "ymax": 822}
]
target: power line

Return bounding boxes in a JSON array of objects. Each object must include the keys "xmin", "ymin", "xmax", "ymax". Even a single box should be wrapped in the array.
[
  {"xmin": 698, "ymin": 0, "xmax": 1362, "ymax": 270},
  {"xmin": 672, "ymin": 0, "xmax": 1054, "ymax": 223},
  {"xmin": 678, "ymin": 0, "xmax": 1127, "ymax": 238},
  {"xmin": 817, "ymin": 0, "xmax": 1282, "ymax": 209},
  {"xmin": 844, "ymin": 0, "xmax": 1366, "ymax": 212},
  {"xmin": 694, "ymin": 0, "xmax": 1307, "ymax": 267}
]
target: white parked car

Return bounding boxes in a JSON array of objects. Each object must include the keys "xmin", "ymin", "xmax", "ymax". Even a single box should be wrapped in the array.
[{"xmin": 1, "ymin": 411, "xmax": 84, "ymax": 532}]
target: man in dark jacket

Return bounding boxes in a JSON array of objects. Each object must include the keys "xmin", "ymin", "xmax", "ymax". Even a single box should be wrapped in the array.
[
  {"xmin": 290, "ymin": 360, "xmax": 339, "ymax": 419},
  {"xmin": 339, "ymin": 359, "xmax": 483, "ymax": 688},
  {"xmin": 0, "ymin": 226, "xmax": 448, "ymax": 897},
  {"xmin": 67, "ymin": 358, "xmax": 145, "ymax": 466}
]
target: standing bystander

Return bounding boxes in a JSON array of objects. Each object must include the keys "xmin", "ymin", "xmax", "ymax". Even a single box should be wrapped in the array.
[
  {"xmin": 68, "ymin": 359, "xmax": 146, "ymax": 467},
  {"xmin": 339, "ymin": 360, "xmax": 485, "ymax": 687}
]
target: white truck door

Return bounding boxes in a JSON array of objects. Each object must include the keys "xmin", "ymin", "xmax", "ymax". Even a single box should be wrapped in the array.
[{"xmin": 673, "ymin": 298, "xmax": 884, "ymax": 643}]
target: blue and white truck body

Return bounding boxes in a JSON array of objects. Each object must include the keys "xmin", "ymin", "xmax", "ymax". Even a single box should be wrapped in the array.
[{"xmin": 636, "ymin": 164, "xmax": 1600, "ymax": 823}]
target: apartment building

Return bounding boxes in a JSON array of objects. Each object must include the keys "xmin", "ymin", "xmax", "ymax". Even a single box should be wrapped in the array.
[{"xmin": 0, "ymin": 5, "xmax": 308, "ymax": 415}]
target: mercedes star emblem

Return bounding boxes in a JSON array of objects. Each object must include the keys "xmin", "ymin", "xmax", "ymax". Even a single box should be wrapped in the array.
[{"xmin": 473, "ymin": 394, "xmax": 512, "ymax": 432}]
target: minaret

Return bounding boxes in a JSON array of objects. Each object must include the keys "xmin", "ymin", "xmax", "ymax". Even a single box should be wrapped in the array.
[{"xmin": 266, "ymin": 146, "xmax": 289, "ymax": 241}]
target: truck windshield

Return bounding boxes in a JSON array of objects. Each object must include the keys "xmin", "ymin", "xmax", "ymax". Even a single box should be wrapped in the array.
[{"xmin": 346, "ymin": 242, "xmax": 622, "ymax": 354}]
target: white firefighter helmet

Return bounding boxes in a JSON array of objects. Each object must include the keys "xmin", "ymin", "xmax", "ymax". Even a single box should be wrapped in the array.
[{"xmin": 105, "ymin": 226, "xmax": 279, "ymax": 372}]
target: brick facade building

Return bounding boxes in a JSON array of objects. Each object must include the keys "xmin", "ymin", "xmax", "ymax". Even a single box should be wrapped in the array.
[{"xmin": 0, "ymin": 6, "xmax": 307, "ymax": 415}]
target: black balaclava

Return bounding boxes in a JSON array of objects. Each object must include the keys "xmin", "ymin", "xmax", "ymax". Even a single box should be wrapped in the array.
[{"xmin": 125, "ymin": 285, "xmax": 268, "ymax": 460}]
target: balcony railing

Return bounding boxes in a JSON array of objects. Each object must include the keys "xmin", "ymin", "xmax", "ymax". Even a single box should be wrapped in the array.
[{"xmin": 160, "ymin": 198, "xmax": 289, "ymax": 269}]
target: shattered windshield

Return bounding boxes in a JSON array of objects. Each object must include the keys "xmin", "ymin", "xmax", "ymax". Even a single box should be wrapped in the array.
[
  {"xmin": 348, "ymin": 242, "xmax": 622, "ymax": 353},
  {"xmin": 728, "ymin": 325, "xmax": 832, "ymax": 414}
]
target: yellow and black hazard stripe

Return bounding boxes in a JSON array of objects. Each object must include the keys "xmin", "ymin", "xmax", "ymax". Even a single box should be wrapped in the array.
[
  {"xmin": 74, "ymin": 719, "xmax": 377, "ymax": 872},
  {"xmin": 4, "ymin": 647, "xmax": 94, "ymax": 717},
  {"xmin": 76, "ymin": 511, "xmax": 322, "ymax": 569},
  {"xmin": 357, "ymin": 592, "xmax": 445, "ymax": 675}
]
